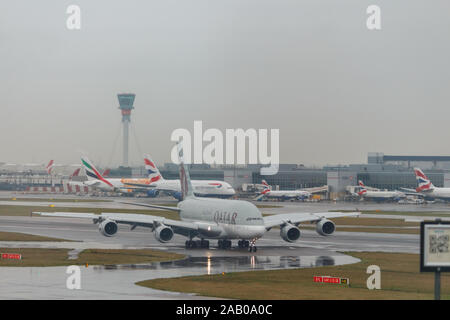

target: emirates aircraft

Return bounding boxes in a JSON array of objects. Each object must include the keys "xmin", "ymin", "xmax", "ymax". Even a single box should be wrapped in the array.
[
  {"xmin": 356, "ymin": 180, "xmax": 405, "ymax": 202},
  {"xmin": 80, "ymin": 156, "xmax": 157, "ymax": 194},
  {"xmin": 412, "ymin": 168, "xmax": 450, "ymax": 200},
  {"xmin": 33, "ymin": 144, "xmax": 359, "ymax": 252}
]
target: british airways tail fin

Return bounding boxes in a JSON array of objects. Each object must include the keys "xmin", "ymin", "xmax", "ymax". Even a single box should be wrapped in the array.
[
  {"xmin": 144, "ymin": 155, "xmax": 164, "ymax": 183},
  {"xmin": 357, "ymin": 180, "xmax": 367, "ymax": 196},
  {"xmin": 46, "ymin": 160, "xmax": 55, "ymax": 175},
  {"xmin": 69, "ymin": 168, "xmax": 81, "ymax": 180},
  {"xmin": 261, "ymin": 180, "xmax": 271, "ymax": 190},
  {"xmin": 414, "ymin": 168, "xmax": 434, "ymax": 192}
]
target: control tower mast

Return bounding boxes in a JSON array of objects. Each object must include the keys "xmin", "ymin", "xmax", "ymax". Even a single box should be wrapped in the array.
[{"xmin": 117, "ymin": 93, "xmax": 135, "ymax": 167}]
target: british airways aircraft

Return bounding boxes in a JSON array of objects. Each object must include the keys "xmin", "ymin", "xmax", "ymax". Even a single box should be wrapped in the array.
[
  {"xmin": 255, "ymin": 180, "xmax": 312, "ymax": 201},
  {"xmin": 128, "ymin": 155, "xmax": 236, "ymax": 200},
  {"xmin": 356, "ymin": 180, "xmax": 406, "ymax": 202},
  {"xmin": 33, "ymin": 144, "xmax": 359, "ymax": 252},
  {"xmin": 411, "ymin": 168, "xmax": 450, "ymax": 201}
]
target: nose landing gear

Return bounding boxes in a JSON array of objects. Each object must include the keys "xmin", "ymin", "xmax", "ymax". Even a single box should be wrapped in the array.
[{"xmin": 248, "ymin": 238, "xmax": 258, "ymax": 252}]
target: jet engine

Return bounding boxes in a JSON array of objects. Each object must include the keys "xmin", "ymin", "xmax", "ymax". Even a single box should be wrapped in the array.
[
  {"xmin": 172, "ymin": 192, "xmax": 183, "ymax": 201},
  {"xmin": 154, "ymin": 225, "xmax": 174, "ymax": 243},
  {"xmin": 99, "ymin": 219, "xmax": 118, "ymax": 237},
  {"xmin": 146, "ymin": 189, "xmax": 160, "ymax": 197},
  {"xmin": 316, "ymin": 219, "xmax": 335, "ymax": 236},
  {"xmin": 280, "ymin": 224, "xmax": 301, "ymax": 242}
]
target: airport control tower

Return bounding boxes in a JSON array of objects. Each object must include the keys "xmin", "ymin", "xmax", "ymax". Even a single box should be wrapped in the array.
[{"xmin": 118, "ymin": 93, "xmax": 136, "ymax": 167}]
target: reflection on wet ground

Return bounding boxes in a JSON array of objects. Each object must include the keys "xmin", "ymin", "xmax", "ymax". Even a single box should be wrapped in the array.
[
  {"xmin": 96, "ymin": 254, "xmax": 349, "ymax": 274},
  {"xmin": 0, "ymin": 254, "xmax": 359, "ymax": 299}
]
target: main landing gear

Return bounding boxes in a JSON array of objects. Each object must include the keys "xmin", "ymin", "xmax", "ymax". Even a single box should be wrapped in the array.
[
  {"xmin": 238, "ymin": 240, "xmax": 250, "ymax": 248},
  {"xmin": 218, "ymin": 239, "xmax": 232, "ymax": 249},
  {"xmin": 185, "ymin": 239, "xmax": 210, "ymax": 249},
  {"xmin": 217, "ymin": 239, "xmax": 257, "ymax": 252}
]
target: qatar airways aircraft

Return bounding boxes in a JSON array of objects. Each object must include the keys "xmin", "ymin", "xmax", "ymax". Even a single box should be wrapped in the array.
[
  {"xmin": 33, "ymin": 144, "xmax": 359, "ymax": 252},
  {"xmin": 127, "ymin": 155, "xmax": 235, "ymax": 200}
]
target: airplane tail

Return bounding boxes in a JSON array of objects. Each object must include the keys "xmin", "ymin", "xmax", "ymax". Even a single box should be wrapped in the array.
[
  {"xmin": 81, "ymin": 157, "xmax": 114, "ymax": 188},
  {"xmin": 46, "ymin": 160, "xmax": 55, "ymax": 175},
  {"xmin": 414, "ymin": 167, "xmax": 434, "ymax": 192},
  {"xmin": 357, "ymin": 180, "xmax": 367, "ymax": 196},
  {"xmin": 254, "ymin": 180, "xmax": 271, "ymax": 201},
  {"xmin": 144, "ymin": 155, "xmax": 164, "ymax": 183},
  {"xmin": 69, "ymin": 168, "xmax": 81, "ymax": 180},
  {"xmin": 177, "ymin": 143, "xmax": 195, "ymax": 200},
  {"xmin": 261, "ymin": 179, "xmax": 271, "ymax": 190},
  {"xmin": 260, "ymin": 179, "xmax": 271, "ymax": 196}
]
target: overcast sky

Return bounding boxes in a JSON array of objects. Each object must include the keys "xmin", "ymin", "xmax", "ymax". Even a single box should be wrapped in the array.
[{"xmin": 1, "ymin": 1, "xmax": 449, "ymax": 168}]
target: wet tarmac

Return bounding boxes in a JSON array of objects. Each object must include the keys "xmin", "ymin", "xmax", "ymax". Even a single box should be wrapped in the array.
[{"xmin": 0, "ymin": 254, "xmax": 359, "ymax": 299}]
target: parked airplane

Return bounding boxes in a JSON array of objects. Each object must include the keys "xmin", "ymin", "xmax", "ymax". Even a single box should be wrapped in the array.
[
  {"xmin": 255, "ymin": 180, "xmax": 312, "ymax": 201},
  {"xmin": 80, "ymin": 156, "xmax": 152, "ymax": 194},
  {"xmin": 80, "ymin": 156, "xmax": 235, "ymax": 199},
  {"xmin": 356, "ymin": 180, "xmax": 405, "ymax": 202},
  {"xmin": 128, "ymin": 155, "xmax": 236, "ymax": 200},
  {"xmin": 411, "ymin": 168, "xmax": 450, "ymax": 201},
  {"xmin": 33, "ymin": 144, "xmax": 359, "ymax": 252}
]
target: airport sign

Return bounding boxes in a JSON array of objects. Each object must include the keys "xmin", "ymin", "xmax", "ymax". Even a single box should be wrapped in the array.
[
  {"xmin": 313, "ymin": 276, "xmax": 349, "ymax": 285},
  {"xmin": 1, "ymin": 253, "xmax": 22, "ymax": 260},
  {"xmin": 420, "ymin": 221, "xmax": 450, "ymax": 272}
]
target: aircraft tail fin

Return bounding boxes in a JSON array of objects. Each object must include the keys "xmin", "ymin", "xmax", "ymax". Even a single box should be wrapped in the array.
[
  {"xmin": 81, "ymin": 157, "xmax": 114, "ymax": 188},
  {"xmin": 357, "ymin": 180, "xmax": 367, "ymax": 196},
  {"xmin": 414, "ymin": 167, "xmax": 434, "ymax": 192},
  {"xmin": 177, "ymin": 143, "xmax": 195, "ymax": 200},
  {"xmin": 144, "ymin": 155, "xmax": 164, "ymax": 183},
  {"xmin": 261, "ymin": 179, "xmax": 270, "ymax": 189},
  {"xmin": 46, "ymin": 160, "xmax": 55, "ymax": 175},
  {"xmin": 69, "ymin": 168, "xmax": 81, "ymax": 180},
  {"xmin": 258, "ymin": 180, "xmax": 271, "ymax": 198}
]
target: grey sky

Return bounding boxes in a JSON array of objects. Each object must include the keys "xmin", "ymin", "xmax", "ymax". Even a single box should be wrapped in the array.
[{"xmin": 1, "ymin": 1, "xmax": 449, "ymax": 168}]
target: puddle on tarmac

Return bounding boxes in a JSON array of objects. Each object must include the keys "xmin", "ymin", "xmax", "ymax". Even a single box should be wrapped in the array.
[{"xmin": 95, "ymin": 255, "xmax": 357, "ymax": 275}]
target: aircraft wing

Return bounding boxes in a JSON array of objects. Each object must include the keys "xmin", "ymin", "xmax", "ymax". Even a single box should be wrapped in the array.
[
  {"xmin": 400, "ymin": 187, "xmax": 417, "ymax": 193},
  {"xmin": 31, "ymin": 211, "xmax": 219, "ymax": 236},
  {"xmin": 83, "ymin": 180, "xmax": 103, "ymax": 188},
  {"xmin": 121, "ymin": 182, "xmax": 176, "ymax": 193},
  {"xmin": 118, "ymin": 201, "xmax": 181, "ymax": 212},
  {"xmin": 299, "ymin": 185, "xmax": 329, "ymax": 194},
  {"xmin": 263, "ymin": 211, "xmax": 360, "ymax": 229},
  {"xmin": 399, "ymin": 188, "xmax": 425, "ymax": 197}
]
